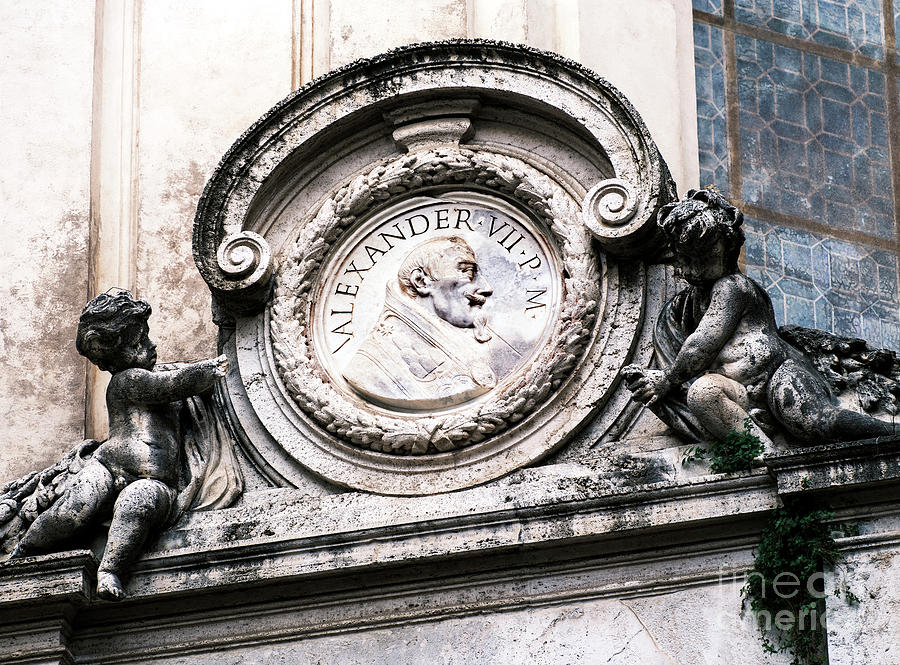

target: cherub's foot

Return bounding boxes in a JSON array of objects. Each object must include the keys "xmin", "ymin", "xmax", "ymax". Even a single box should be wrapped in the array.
[{"xmin": 97, "ymin": 570, "xmax": 126, "ymax": 600}]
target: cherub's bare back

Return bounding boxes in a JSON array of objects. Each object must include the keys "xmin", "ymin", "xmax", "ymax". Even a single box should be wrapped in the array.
[
  {"xmin": 93, "ymin": 360, "xmax": 224, "ymax": 485},
  {"xmin": 95, "ymin": 400, "xmax": 182, "ymax": 484}
]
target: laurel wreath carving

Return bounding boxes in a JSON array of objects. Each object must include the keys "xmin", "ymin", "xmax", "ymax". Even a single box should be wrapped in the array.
[{"xmin": 269, "ymin": 148, "xmax": 601, "ymax": 454}]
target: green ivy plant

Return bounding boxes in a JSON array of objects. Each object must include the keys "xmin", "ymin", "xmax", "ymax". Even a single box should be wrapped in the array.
[
  {"xmin": 680, "ymin": 444, "xmax": 706, "ymax": 465},
  {"xmin": 710, "ymin": 418, "xmax": 764, "ymax": 473},
  {"xmin": 680, "ymin": 418, "xmax": 764, "ymax": 473},
  {"xmin": 743, "ymin": 507, "xmax": 858, "ymax": 665}
]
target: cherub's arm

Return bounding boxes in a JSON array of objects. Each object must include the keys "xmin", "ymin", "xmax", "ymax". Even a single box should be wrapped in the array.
[
  {"xmin": 666, "ymin": 277, "xmax": 745, "ymax": 384},
  {"xmin": 629, "ymin": 277, "xmax": 745, "ymax": 405},
  {"xmin": 110, "ymin": 355, "xmax": 228, "ymax": 404}
]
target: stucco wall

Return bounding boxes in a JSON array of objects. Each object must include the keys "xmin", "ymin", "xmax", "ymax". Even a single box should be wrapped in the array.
[{"xmin": 0, "ymin": 2, "xmax": 94, "ymax": 479}]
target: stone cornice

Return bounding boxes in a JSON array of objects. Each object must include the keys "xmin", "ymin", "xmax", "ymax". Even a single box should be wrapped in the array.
[
  {"xmin": 764, "ymin": 436, "xmax": 900, "ymax": 495},
  {"xmin": 4, "ymin": 445, "xmax": 900, "ymax": 663}
]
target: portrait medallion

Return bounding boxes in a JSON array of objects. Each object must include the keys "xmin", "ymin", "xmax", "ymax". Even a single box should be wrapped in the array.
[
  {"xmin": 313, "ymin": 194, "xmax": 558, "ymax": 413},
  {"xmin": 193, "ymin": 43, "xmax": 673, "ymax": 493},
  {"xmin": 270, "ymin": 148, "xmax": 601, "ymax": 459}
]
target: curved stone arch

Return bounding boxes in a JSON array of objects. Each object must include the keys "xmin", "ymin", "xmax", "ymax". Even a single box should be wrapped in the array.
[
  {"xmin": 194, "ymin": 40, "xmax": 675, "ymax": 312},
  {"xmin": 193, "ymin": 40, "xmax": 676, "ymax": 494}
]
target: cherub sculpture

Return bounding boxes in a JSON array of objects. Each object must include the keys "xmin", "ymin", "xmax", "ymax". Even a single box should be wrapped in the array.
[
  {"xmin": 624, "ymin": 189, "xmax": 897, "ymax": 451},
  {"xmin": 0, "ymin": 290, "xmax": 242, "ymax": 599}
]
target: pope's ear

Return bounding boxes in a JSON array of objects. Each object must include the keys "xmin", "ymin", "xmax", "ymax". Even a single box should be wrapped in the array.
[{"xmin": 409, "ymin": 267, "xmax": 431, "ymax": 296}]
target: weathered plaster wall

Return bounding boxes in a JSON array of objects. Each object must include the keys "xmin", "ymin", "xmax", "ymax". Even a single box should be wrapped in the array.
[
  {"xmin": 1, "ymin": 1, "xmax": 294, "ymax": 481},
  {"xmin": 0, "ymin": 0, "xmax": 698, "ymax": 484},
  {"xmin": 578, "ymin": 0, "xmax": 699, "ymax": 197},
  {"xmin": 133, "ymin": 0, "xmax": 292, "ymax": 363},
  {"xmin": 825, "ymin": 513, "xmax": 900, "ymax": 665},
  {"xmin": 85, "ymin": 0, "xmax": 295, "ymax": 439},
  {"xmin": 0, "ymin": 2, "xmax": 94, "ymax": 480}
]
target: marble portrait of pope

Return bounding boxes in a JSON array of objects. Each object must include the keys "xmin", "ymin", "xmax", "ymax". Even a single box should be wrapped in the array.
[{"xmin": 342, "ymin": 236, "xmax": 497, "ymax": 410}]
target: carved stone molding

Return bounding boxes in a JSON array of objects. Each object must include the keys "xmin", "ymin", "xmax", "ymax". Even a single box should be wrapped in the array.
[
  {"xmin": 384, "ymin": 98, "xmax": 480, "ymax": 151},
  {"xmin": 765, "ymin": 437, "xmax": 900, "ymax": 495},
  {"xmin": 192, "ymin": 40, "xmax": 675, "ymax": 494}
]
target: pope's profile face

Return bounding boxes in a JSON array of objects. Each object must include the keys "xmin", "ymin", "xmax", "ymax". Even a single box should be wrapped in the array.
[
  {"xmin": 343, "ymin": 237, "xmax": 498, "ymax": 410},
  {"xmin": 428, "ymin": 249, "xmax": 493, "ymax": 328}
]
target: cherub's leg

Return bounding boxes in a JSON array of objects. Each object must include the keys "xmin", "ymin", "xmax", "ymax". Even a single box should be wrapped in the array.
[
  {"xmin": 770, "ymin": 360, "xmax": 896, "ymax": 444},
  {"xmin": 687, "ymin": 373, "xmax": 776, "ymax": 451},
  {"xmin": 97, "ymin": 479, "xmax": 173, "ymax": 600},
  {"xmin": 10, "ymin": 461, "xmax": 114, "ymax": 557}
]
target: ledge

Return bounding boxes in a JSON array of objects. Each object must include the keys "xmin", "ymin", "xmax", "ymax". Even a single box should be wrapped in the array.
[
  {"xmin": 0, "ymin": 466, "xmax": 777, "ymax": 611},
  {"xmin": 0, "ymin": 549, "xmax": 95, "ymax": 607},
  {"xmin": 0, "ymin": 551, "xmax": 95, "ymax": 665},
  {"xmin": 120, "ymin": 464, "xmax": 778, "ymax": 601},
  {"xmin": 764, "ymin": 436, "xmax": 900, "ymax": 495},
  {"xmin": 3, "ymin": 448, "xmax": 900, "ymax": 663},
  {"xmin": 5, "ymin": 439, "xmax": 899, "ymax": 611}
]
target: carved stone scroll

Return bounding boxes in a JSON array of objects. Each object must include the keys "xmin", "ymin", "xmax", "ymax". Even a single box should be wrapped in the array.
[
  {"xmin": 216, "ymin": 231, "xmax": 271, "ymax": 282},
  {"xmin": 582, "ymin": 177, "xmax": 667, "ymax": 256}
]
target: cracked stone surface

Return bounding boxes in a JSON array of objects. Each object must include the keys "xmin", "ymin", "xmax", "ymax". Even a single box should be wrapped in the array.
[{"xmin": 150, "ymin": 584, "xmax": 784, "ymax": 665}]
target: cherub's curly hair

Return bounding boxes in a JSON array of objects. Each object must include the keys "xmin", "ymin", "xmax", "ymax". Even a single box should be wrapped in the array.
[
  {"xmin": 658, "ymin": 188, "xmax": 744, "ymax": 269},
  {"xmin": 76, "ymin": 290, "xmax": 151, "ymax": 372}
]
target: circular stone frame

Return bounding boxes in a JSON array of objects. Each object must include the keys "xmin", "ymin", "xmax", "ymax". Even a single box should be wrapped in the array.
[
  {"xmin": 270, "ymin": 148, "xmax": 600, "ymax": 455},
  {"xmin": 193, "ymin": 40, "xmax": 675, "ymax": 495}
]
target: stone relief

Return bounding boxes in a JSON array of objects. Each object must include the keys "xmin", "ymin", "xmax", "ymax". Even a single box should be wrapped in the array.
[
  {"xmin": 0, "ymin": 291, "xmax": 243, "ymax": 599},
  {"xmin": 624, "ymin": 189, "xmax": 898, "ymax": 450},
  {"xmin": 191, "ymin": 41, "xmax": 676, "ymax": 493},
  {"xmin": 315, "ymin": 195, "xmax": 557, "ymax": 398},
  {"xmin": 342, "ymin": 236, "xmax": 497, "ymax": 410},
  {"xmin": 271, "ymin": 148, "xmax": 599, "ymax": 454}
]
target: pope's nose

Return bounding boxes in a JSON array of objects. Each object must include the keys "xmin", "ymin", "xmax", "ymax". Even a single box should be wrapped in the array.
[{"xmin": 475, "ymin": 273, "xmax": 493, "ymax": 297}]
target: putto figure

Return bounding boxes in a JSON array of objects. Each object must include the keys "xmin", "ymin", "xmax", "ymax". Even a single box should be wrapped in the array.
[
  {"xmin": 624, "ymin": 189, "xmax": 896, "ymax": 450},
  {"xmin": 1, "ymin": 291, "xmax": 241, "ymax": 599},
  {"xmin": 343, "ymin": 236, "xmax": 497, "ymax": 410}
]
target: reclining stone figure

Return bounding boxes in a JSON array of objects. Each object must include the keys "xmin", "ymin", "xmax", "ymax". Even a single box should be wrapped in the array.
[
  {"xmin": 0, "ymin": 290, "xmax": 242, "ymax": 599},
  {"xmin": 624, "ymin": 189, "xmax": 898, "ymax": 451}
]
